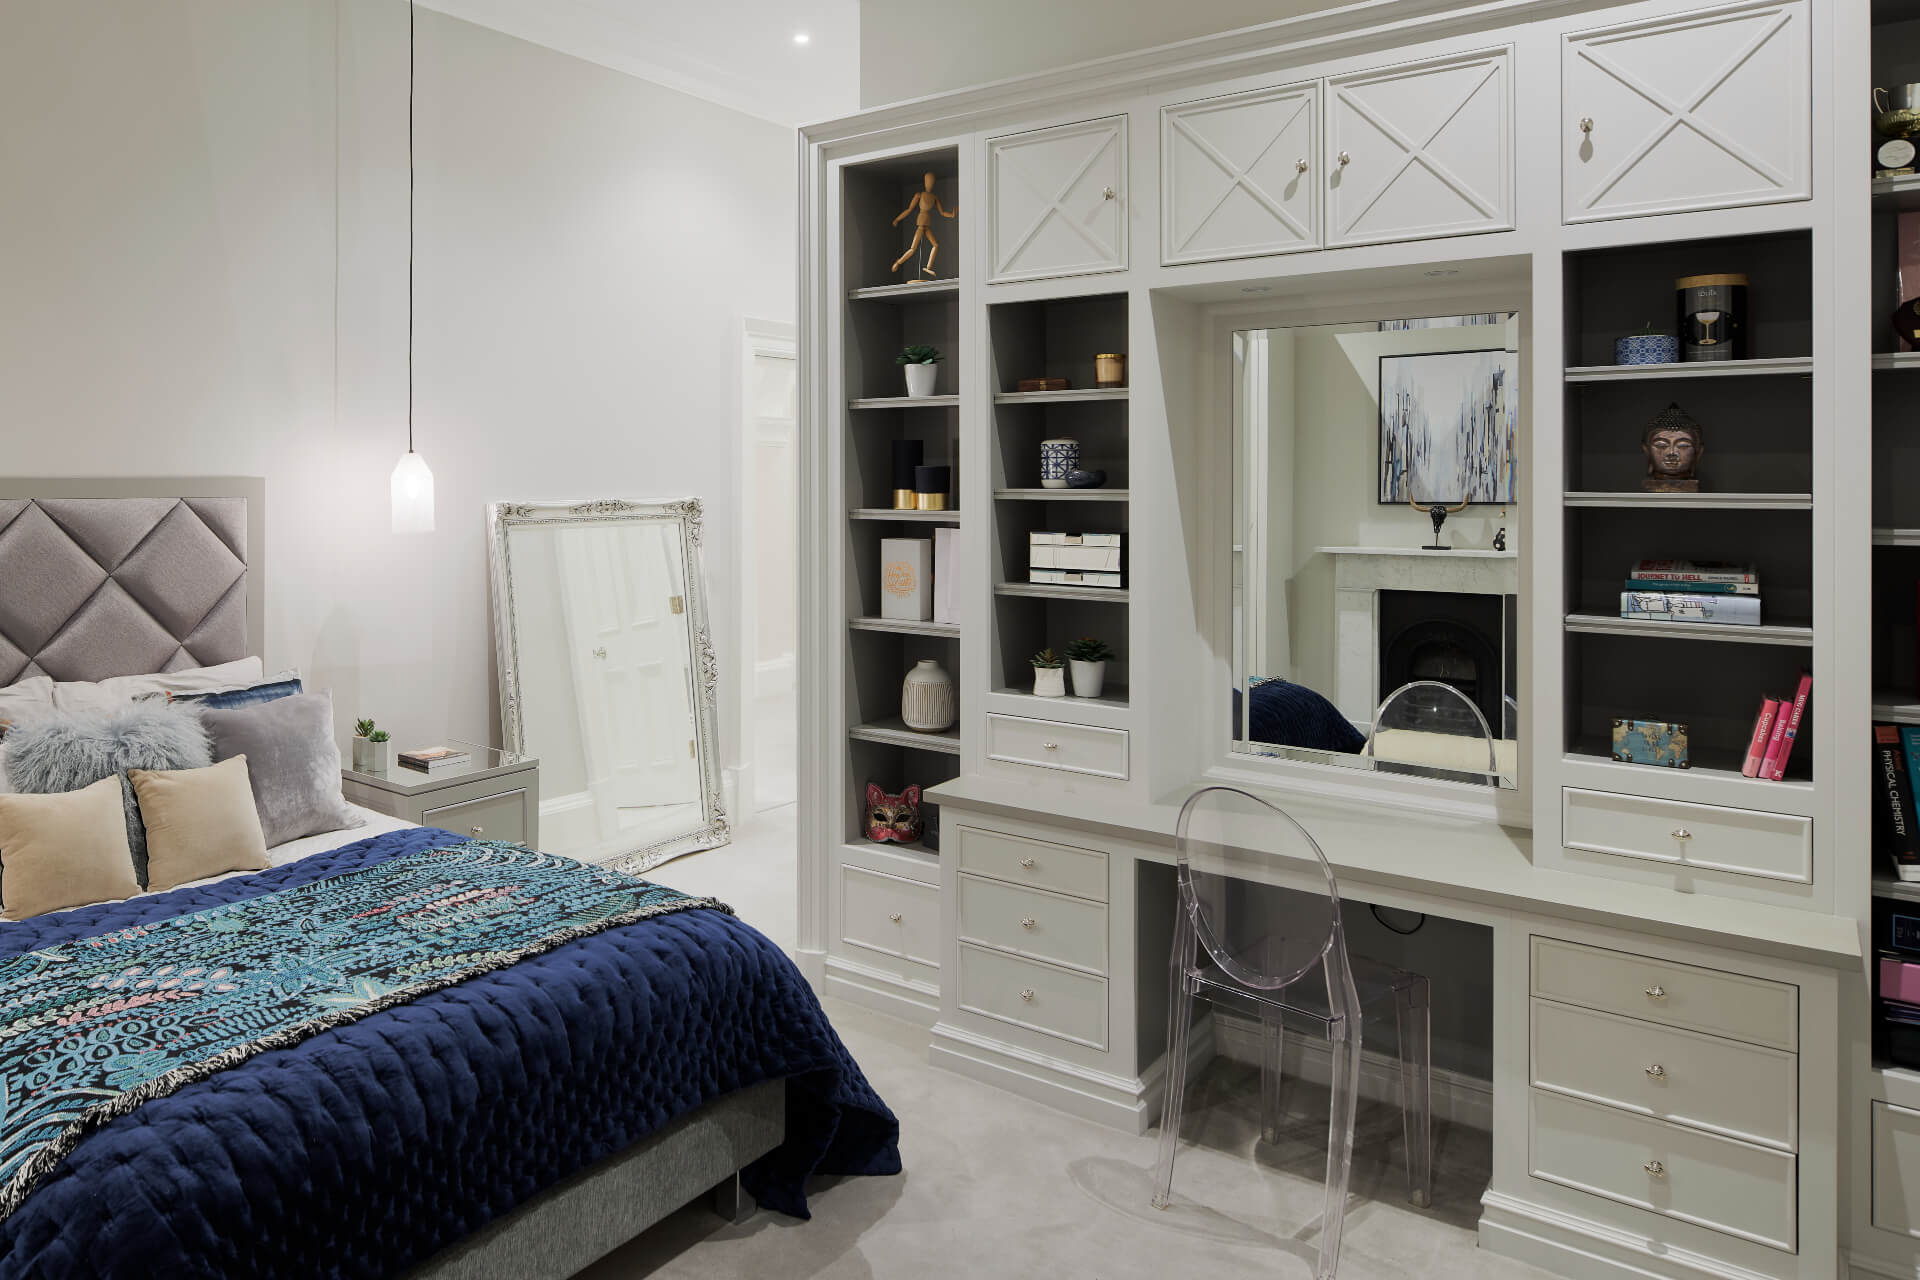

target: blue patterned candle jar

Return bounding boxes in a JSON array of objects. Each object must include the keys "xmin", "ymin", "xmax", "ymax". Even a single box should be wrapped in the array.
[
  {"xmin": 1615, "ymin": 332, "xmax": 1680, "ymax": 366},
  {"xmin": 1040, "ymin": 437, "xmax": 1080, "ymax": 489}
]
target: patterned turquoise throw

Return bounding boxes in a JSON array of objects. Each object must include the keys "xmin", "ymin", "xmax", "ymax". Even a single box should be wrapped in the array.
[{"xmin": 0, "ymin": 842, "xmax": 728, "ymax": 1218}]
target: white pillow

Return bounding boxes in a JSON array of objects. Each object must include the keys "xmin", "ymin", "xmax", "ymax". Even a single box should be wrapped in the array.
[
  {"xmin": 50, "ymin": 657, "xmax": 266, "ymax": 714},
  {"xmin": 0, "ymin": 676, "xmax": 55, "ymax": 733}
]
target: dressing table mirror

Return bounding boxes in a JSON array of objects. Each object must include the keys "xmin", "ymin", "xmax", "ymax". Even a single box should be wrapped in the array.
[
  {"xmin": 1229, "ymin": 313, "xmax": 1521, "ymax": 787},
  {"xmin": 487, "ymin": 497, "xmax": 728, "ymax": 872}
]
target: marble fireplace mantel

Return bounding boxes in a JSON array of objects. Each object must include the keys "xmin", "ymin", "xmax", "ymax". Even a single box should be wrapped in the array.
[{"xmin": 1317, "ymin": 546, "xmax": 1518, "ymax": 725}]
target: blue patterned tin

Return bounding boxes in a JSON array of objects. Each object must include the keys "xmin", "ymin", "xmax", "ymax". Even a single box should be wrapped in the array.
[
  {"xmin": 1611, "ymin": 718, "xmax": 1690, "ymax": 768},
  {"xmin": 1615, "ymin": 333, "xmax": 1680, "ymax": 366},
  {"xmin": 1040, "ymin": 437, "xmax": 1080, "ymax": 490}
]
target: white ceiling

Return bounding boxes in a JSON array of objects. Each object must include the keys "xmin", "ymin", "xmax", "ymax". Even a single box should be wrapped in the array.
[{"xmin": 419, "ymin": 0, "xmax": 861, "ymax": 127}]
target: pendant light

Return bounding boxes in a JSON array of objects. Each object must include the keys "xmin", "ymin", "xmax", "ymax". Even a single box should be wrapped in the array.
[{"xmin": 390, "ymin": 0, "xmax": 434, "ymax": 534}]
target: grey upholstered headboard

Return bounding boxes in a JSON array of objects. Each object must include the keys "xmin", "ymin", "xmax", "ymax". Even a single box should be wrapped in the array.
[{"xmin": 0, "ymin": 478, "xmax": 265, "ymax": 686}]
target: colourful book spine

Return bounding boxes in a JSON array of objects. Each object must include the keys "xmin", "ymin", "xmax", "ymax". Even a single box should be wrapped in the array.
[
  {"xmin": 1759, "ymin": 700, "xmax": 1792, "ymax": 779},
  {"xmin": 1622, "ymin": 578, "xmax": 1759, "ymax": 596},
  {"xmin": 1741, "ymin": 699, "xmax": 1781, "ymax": 777},
  {"xmin": 1876, "ymin": 724, "xmax": 1920, "ymax": 881},
  {"xmin": 1764, "ymin": 672, "xmax": 1812, "ymax": 780},
  {"xmin": 1619, "ymin": 591, "xmax": 1762, "ymax": 626},
  {"xmin": 1628, "ymin": 560, "xmax": 1757, "ymax": 585}
]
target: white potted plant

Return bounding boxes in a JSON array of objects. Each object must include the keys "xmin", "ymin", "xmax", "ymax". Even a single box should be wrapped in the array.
[
  {"xmin": 897, "ymin": 344, "xmax": 941, "ymax": 399},
  {"xmin": 1064, "ymin": 636, "xmax": 1114, "ymax": 698},
  {"xmin": 1030, "ymin": 648, "xmax": 1066, "ymax": 698},
  {"xmin": 352, "ymin": 718, "xmax": 394, "ymax": 773}
]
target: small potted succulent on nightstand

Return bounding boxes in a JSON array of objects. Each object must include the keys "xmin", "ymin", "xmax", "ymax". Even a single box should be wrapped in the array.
[
  {"xmin": 352, "ymin": 718, "xmax": 394, "ymax": 773},
  {"xmin": 897, "ymin": 344, "xmax": 942, "ymax": 399},
  {"xmin": 1031, "ymin": 648, "xmax": 1066, "ymax": 698},
  {"xmin": 1064, "ymin": 636, "xmax": 1115, "ymax": 699}
]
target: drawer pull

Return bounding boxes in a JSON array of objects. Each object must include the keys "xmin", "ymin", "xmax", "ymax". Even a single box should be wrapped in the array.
[
  {"xmin": 1645, "ymin": 1063, "xmax": 1666, "ymax": 1079},
  {"xmin": 1019, "ymin": 988, "xmax": 1035, "ymax": 1002},
  {"xmin": 1580, "ymin": 117, "xmax": 1594, "ymax": 134},
  {"xmin": 1019, "ymin": 857, "xmax": 1036, "ymax": 870},
  {"xmin": 1295, "ymin": 158, "xmax": 1309, "ymax": 174},
  {"xmin": 1020, "ymin": 917, "xmax": 1037, "ymax": 930},
  {"xmin": 1041, "ymin": 741, "xmax": 1059, "ymax": 751},
  {"xmin": 470, "ymin": 825, "xmax": 485, "ymax": 836},
  {"xmin": 1643, "ymin": 1159, "xmax": 1666, "ymax": 1178},
  {"xmin": 1102, "ymin": 186, "xmax": 1116, "ymax": 200},
  {"xmin": 1337, "ymin": 150, "xmax": 1351, "ymax": 166},
  {"xmin": 888, "ymin": 912, "xmax": 902, "ymax": 923},
  {"xmin": 1644, "ymin": 984, "xmax": 1667, "ymax": 1001},
  {"xmin": 1671, "ymin": 827, "xmax": 1692, "ymax": 841}
]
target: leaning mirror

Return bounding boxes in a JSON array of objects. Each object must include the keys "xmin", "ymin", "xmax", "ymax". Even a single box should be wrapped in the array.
[
  {"xmin": 1230, "ymin": 314, "xmax": 1520, "ymax": 788},
  {"xmin": 488, "ymin": 498, "xmax": 728, "ymax": 871}
]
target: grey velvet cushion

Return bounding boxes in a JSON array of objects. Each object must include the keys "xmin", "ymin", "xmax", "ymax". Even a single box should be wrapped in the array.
[
  {"xmin": 201, "ymin": 690, "xmax": 362, "ymax": 847},
  {"xmin": 1, "ymin": 701, "xmax": 213, "ymax": 887}
]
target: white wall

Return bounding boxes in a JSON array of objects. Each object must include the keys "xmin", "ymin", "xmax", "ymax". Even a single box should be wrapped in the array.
[{"xmin": 0, "ymin": 1, "xmax": 795, "ymax": 765}]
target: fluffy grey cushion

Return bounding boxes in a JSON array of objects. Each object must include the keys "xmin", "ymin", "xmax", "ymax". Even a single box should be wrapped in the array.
[
  {"xmin": 2, "ymin": 702, "xmax": 212, "ymax": 886},
  {"xmin": 200, "ymin": 690, "xmax": 361, "ymax": 847}
]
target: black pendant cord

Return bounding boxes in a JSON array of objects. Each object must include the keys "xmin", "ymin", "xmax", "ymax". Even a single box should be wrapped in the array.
[{"xmin": 407, "ymin": 0, "xmax": 415, "ymax": 455}]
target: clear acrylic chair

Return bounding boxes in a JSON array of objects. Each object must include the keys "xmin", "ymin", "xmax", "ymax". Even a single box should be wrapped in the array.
[
  {"xmin": 1151, "ymin": 786, "xmax": 1432, "ymax": 1280},
  {"xmin": 1366, "ymin": 679, "xmax": 1500, "ymax": 779}
]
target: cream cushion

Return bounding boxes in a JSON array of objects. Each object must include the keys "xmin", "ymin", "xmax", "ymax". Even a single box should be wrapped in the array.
[
  {"xmin": 0, "ymin": 775, "xmax": 140, "ymax": 919},
  {"xmin": 128, "ymin": 755, "xmax": 271, "ymax": 891}
]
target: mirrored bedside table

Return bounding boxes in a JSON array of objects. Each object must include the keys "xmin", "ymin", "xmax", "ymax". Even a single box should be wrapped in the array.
[{"xmin": 341, "ymin": 740, "xmax": 540, "ymax": 846}]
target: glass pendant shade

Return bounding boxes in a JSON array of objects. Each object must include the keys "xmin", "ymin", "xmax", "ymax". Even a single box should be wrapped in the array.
[{"xmin": 390, "ymin": 450, "xmax": 435, "ymax": 533}]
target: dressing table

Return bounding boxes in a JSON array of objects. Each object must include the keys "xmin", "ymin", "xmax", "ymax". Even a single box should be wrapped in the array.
[{"xmin": 796, "ymin": 0, "xmax": 1891, "ymax": 1276}]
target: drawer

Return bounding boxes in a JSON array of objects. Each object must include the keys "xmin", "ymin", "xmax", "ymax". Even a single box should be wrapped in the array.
[
  {"xmin": 1562, "ymin": 788, "xmax": 1811, "ymax": 884},
  {"xmin": 840, "ymin": 865, "xmax": 940, "ymax": 969},
  {"xmin": 420, "ymin": 788, "xmax": 530, "ymax": 844},
  {"xmin": 954, "ymin": 825, "xmax": 1108, "ymax": 902},
  {"xmin": 1530, "ymin": 1089, "xmax": 1796, "ymax": 1252},
  {"xmin": 986, "ymin": 714, "xmax": 1128, "ymax": 780},
  {"xmin": 1531, "ymin": 936, "xmax": 1797, "ymax": 1052},
  {"xmin": 958, "ymin": 873, "xmax": 1107, "ymax": 974},
  {"xmin": 1531, "ymin": 998, "xmax": 1796, "ymax": 1151},
  {"xmin": 957, "ymin": 942, "xmax": 1107, "ymax": 1051},
  {"xmin": 1872, "ymin": 1099, "xmax": 1920, "ymax": 1238}
]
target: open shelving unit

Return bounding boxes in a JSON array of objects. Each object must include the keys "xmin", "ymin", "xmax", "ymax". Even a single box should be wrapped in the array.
[{"xmin": 1560, "ymin": 229, "xmax": 1816, "ymax": 787}]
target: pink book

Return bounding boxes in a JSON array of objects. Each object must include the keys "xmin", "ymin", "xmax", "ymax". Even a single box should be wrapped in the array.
[
  {"xmin": 1741, "ymin": 698, "xmax": 1781, "ymax": 777},
  {"xmin": 1763, "ymin": 672, "xmax": 1813, "ymax": 781}
]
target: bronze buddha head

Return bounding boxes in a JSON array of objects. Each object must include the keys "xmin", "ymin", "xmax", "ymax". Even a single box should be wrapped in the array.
[{"xmin": 1641, "ymin": 404, "xmax": 1704, "ymax": 493}]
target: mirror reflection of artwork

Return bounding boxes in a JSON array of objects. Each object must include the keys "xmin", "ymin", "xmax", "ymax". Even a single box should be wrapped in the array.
[
  {"xmin": 1377, "ymin": 348, "xmax": 1517, "ymax": 504},
  {"xmin": 488, "ymin": 499, "xmax": 728, "ymax": 873},
  {"xmin": 1231, "ymin": 314, "xmax": 1521, "ymax": 789}
]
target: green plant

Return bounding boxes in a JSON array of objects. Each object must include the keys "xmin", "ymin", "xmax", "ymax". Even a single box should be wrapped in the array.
[
  {"xmin": 1063, "ymin": 636, "xmax": 1114, "ymax": 663},
  {"xmin": 1030, "ymin": 648, "xmax": 1063, "ymax": 669},
  {"xmin": 895, "ymin": 344, "xmax": 942, "ymax": 366},
  {"xmin": 367, "ymin": 730, "xmax": 390, "ymax": 743},
  {"xmin": 354, "ymin": 718, "xmax": 376, "ymax": 738}
]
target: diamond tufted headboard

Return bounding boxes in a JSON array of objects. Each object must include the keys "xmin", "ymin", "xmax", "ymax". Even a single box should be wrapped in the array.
[{"xmin": 0, "ymin": 478, "xmax": 264, "ymax": 686}]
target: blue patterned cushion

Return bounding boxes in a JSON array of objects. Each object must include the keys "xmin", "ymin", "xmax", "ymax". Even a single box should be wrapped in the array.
[{"xmin": 165, "ymin": 676, "xmax": 303, "ymax": 710}]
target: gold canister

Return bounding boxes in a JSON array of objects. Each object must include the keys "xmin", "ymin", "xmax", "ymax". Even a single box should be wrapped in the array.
[
  {"xmin": 914, "ymin": 492, "xmax": 948, "ymax": 511},
  {"xmin": 893, "ymin": 489, "xmax": 918, "ymax": 510},
  {"xmin": 1094, "ymin": 353, "xmax": 1127, "ymax": 388}
]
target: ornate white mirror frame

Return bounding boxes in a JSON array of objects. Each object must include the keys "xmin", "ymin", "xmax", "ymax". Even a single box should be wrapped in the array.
[{"xmin": 486, "ymin": 497, "xmax": 729, "ymax": 873}]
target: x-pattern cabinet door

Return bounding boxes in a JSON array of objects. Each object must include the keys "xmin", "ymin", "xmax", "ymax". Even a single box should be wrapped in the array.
[
  {"xmin": 988, "ymin": 115, "xmax": 1127, "ymax": 284},
  {"xmin": 1562, "ymin": 0, "xmax": 1809, "ymax": 224},
  {"xmin": 1162, "ymin": 82, "xmax": 1320, "ymax": 266},
  {"xmin": 1325, "ymin": 48, "xmax": 1513, "ymax": 250}
]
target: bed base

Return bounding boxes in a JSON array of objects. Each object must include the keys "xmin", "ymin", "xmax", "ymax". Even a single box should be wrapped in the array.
[{"xmin": 407, "ymin": 1079, "xmax": 786, "ymax": 1280}]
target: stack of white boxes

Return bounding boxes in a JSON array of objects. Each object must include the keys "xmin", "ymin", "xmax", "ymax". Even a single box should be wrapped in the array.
[{"xmin": 1029, "ymin": 532, "xmax": 1123, "ymax": 589}]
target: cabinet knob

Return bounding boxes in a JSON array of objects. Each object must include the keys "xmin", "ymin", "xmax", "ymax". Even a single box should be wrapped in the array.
[
  {"xmin": 1041, "ymin": 741, "xmax": 1059, "ymax": 750},
  {"xmin": 1645, "ymin": 1063, "xmax": 1666, "ymax": 1079},
  {"xmin": 1671, "ymin": 828, "xmax": 1692, "ymax": 841},
  {"xmin": 1580, "ymin": 117, "xmax": 1594, "ymax": 134},
  {"xmin": 888, "ymin": 912, "xmax": 902, "ymax": 923},
  {"xmin": 1337, "ymin": 150, "xmax": 1351, "ymax": 167},
  {"xmin": 1019, "ymin": 857, "xmax": 1036, "ymax": 869},
  {"xmin": 1643, "ymin": 1160, "xmax": 1665, "ymax": 1178},
  {"xmin": 591, "ymin": 647, "xmax": 607, "ymax": 660},
  {"xmin": 1019, "ymin": 988, "xmax": 1035, "ymax": 1002},
  {"xmin": 1102, "ymin": 186, "xmax": 1116, "ymax": 200},
  {"xmin": 1020, "ymin": 917, "xmax": 1037, "ymax": 930},
  {"xmin": 470, "ymin": 825, "xmax": 485, "ymax": 836},
  {"xmin": 1644, "ymin": 984, "xmax": 1667, "ymax": 1001},
  {"xmin": 1295, "ymin": 158, "xmax": 1309, "ymax": 173}
]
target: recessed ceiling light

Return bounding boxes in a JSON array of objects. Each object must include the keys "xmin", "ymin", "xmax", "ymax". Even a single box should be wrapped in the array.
[{"xmin": 793, "ymin": 32, "xmax": 810, "ymax": 45}]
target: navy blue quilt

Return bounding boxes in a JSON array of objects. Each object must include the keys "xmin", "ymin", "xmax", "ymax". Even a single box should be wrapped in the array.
[{"xmin": 0, "ymin": 827, "xmax": 900, "ymax": 1279}]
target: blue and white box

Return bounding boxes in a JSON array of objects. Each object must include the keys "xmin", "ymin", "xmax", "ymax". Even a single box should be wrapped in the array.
[{"xmin": 1615, "ymin": 333, "xmax": 1680, "ymax": 366}]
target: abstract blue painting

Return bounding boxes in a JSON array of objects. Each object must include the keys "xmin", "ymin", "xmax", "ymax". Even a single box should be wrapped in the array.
[{"xmin": 1377, "ymin": 348, "xmax": 1517, "ymax": 504}]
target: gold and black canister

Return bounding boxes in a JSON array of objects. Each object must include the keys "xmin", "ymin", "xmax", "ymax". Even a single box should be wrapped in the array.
[{"xmin": 1676, "ymin": 273, "xmax": 1748, "ymax": 363}]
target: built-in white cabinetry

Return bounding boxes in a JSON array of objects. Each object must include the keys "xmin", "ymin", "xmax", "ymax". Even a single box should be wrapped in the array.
[
  {"xmin": 1325, "ymin": 47, "xmax": 1513, "ymax": 248},
  {"xmin": 1162, "ymin": 82, "xmax": 1320, "ymax": 266},
  {"xmin": 987, "ymin": 115, "xmax": 1128, "ymax": 284},
  {"xmin": 1561, "ymin": 0, "xmax": 1810, "ymax": 224},
  {"xmin": 1874, "ymin": 1101, "xmax": 1920, "ymax": 1239}
]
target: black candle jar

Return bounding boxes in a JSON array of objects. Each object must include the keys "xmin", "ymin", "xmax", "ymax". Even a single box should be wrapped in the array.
[{"xmin": 1675, "ymin": 273, "xmax": 1748, "ymax": 363}]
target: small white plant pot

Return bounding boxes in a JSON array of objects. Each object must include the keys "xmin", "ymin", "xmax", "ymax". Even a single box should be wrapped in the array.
[
  {"xmin": 904, "ymin": 363, "xmax": 938, "ymax": 398},
  {"xmin": 1032, "ymin": 666, "xmax": 1066, "ymax": 698},
  {"xmin": 353, "ymin": 739, "xmax": 393, "ymax": 773},
  {"xmin": 1069, "ymin": 659, "xmax": 1106, "ymax": 699}
]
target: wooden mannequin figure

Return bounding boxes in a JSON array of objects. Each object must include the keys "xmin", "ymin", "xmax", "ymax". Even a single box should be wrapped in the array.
[{"xmin": 891, "ymin": 172, "xmax": 956, "ymax": 276}]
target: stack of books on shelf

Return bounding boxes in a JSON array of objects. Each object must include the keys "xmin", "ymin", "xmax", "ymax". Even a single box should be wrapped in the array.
[
  {"xmin": 399, "ymin": 745, "xmax": 472, "ymax": 775},
  {"xmin": 1876, "ymin": 892, "xmax": 1920, "ymax": 1069},
  {"xmin": 1619, "ymin": 560, "xmax": 1761, "ymax": 627},
  {"xmin": 1739, "ymin": 673, "xmax": 1810, "ymax": 780}
]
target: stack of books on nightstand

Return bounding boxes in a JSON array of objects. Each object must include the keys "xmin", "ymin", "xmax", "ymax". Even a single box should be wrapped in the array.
[{"xmin": 1619, "ymin": 559, "xmax": 1761, "ymax": 627}]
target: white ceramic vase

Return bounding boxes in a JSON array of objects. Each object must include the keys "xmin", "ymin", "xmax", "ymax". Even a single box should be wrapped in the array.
[
  {"xmin": 1069, "ymin": 659, "xmax": 1106, "ymax": 698},
  {"xmin": 901, "ymin": 659, "xmax": 956, "ymax": 732},
  {"xmin": 1033, "ymin": 665, "xmax": 1066, "ymax": 697},
  {"xmin": 904, "ymin": 363, "xmax": 938, "ymax": 398},
  {"xmin": 352, "ymin": 738, "xmax": 393, "ymax": 773}
]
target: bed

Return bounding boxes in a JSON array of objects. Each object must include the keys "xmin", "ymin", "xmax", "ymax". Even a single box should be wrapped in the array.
[{"xmin": 0, "ymin": 480, "xmax": 899, "ymax": 1279}]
